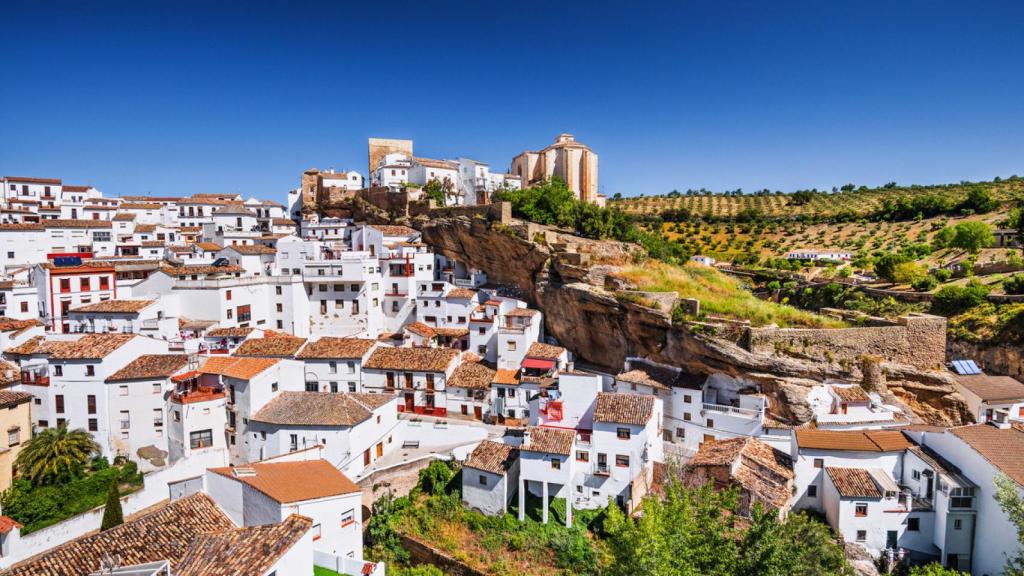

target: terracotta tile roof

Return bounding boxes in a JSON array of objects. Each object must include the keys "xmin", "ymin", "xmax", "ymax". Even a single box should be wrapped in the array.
[
  {"xmin": 795, "ymin": 429, "xmax": 912, "ymax": 452},
  {"xmin": 505, "ymin": 308, "xmax": 540, "ymax": 317},
  {"xmin": 161, "ymin": 264, "xmax": 244, "ymax": 277},
  {"xmin": 175, "ymin": 514, "xmax": 311, "ymax": 576},
  {"xmin": 954, "ymin": 374, "xmax": 1024, "ymax": 403},
  {"xmin": 0, "ymin": 223, "xmax": 44, "ymax": 231},
  {"xmin": 222, "ymin": 244, "xmax": 277, "ymax": 255},
  {"xmin": 5, "ymin": 335, "xmax": 49, "ymax": 356},
  {"xmin": 3, "ymin": 493, "xmax": 236, "ymax": 576},
  {"xmin": 205, "ymin": 326, "xmax": 254, "ymax": 337},
  {"xmin": 404, "ymin": 321, "xmax": 436, "ymax": 338},
  {"xmin": 0, "ymin": 515, "xmax": 22, "ymax": 534},
  {"xmin": 107, "ymin": 354, "xmax": 190, "ymax": 382},
  {"xmin": 446, "ymin": 287, "xmax": 477, "ymax": 300},
  {"xmin": 617, "ymin": 365, "xmax": 681, "ymax": 391},
  {"xmin": 526, "ymin": 342, "xmax": 565, "ymax": 360},
  {"xmin": 521, "ymin": 426, "xmax": 575, "ymax": 456},
  {"xmin": 47, "ymin": 333, "xmax": 135, "ymax": 360},
  {"xmin": 69, "ymin": 299, "xmax": 155, "ymax": 314},
  {"xmin": 434, "ymin": 327, "xmax": 469, "ymax": 338},
  {"xmin": 250, "ymin": 390, "xmax": 395, "ymax": 426},
  {"xmin": 43, "ymin": 219, "xmax": 112, "ymax": 229},
  {"xmin": 0, "ymin": 318, "xmax": 42, "ymax": 335},
  {"xmin": 448, "ymin": 359, "xmax": 495, "ymax": 390},
  {"xmin": 825, "ymin": 467, "xmax": 884, "ymax": 498},
  {"xmin": 199, "ymin": 356, "xmax": 279, "ymax": 380},
  {"xmin": 133, "ymin": 224, "xmax": 157, "ymax": 233},
  {"xmin": 593, "ymin": 392, "xmax": 656, "ymax": 426},
  {"xmin": 686, "ymin": 437, "xmax": 794, "ymax": 509},
  {"xmin": 0, "ymin": 390, "xmax": 32, "ymax": 410},
  {"xmin": 0, "ymin": 361, "xmax": 19, "ymax": 386},
  {"xmin": 112, "ymin": 212, "xmax": 136, "ymax": 221},
  {"xmin": 370, "ymin": 224, "xmax": 418, "ymax": 237},
  {"xmin": 951, "ymin": 423, "xmax": 1024, "ymax": 486},
  {"xmin": 492, "ymin": 369, "xmax": 521, "ymax": 386},
  {"xmin": 119, "ymin": 202, "xmax": 164, "ymax": 210},
  {"xmin": 297, "ymin": 337, "xmax": 376, "ymax": 359},
  {"xmin": 233, "ymin": 336, "xmax": 307, "ymax": 358},
  {"xmin": 464, "ymin": 440, "xmax": 519, "ymax": 475},
  {"xmin": 194, "ymin": 242, "xmax": 222, "ymax": 251},
  {"xmin": 413, "ymin": 157, "xmax": 459, "ymax": 170},
  {"xmin": 140, "ymin": 240, "xmax": 166, "ymax": 247},
  {"xmin": 3, "ymin": 176, "xmax": 61, "ymax": 184},
  {"xmin": 832, "ymin": 385, "xmax": 871, "ymax": 403},
  {"xmin": 212, "ymin": 203, "xmax": 257, "ymax": 216},
  {"xmin": 364, "ymin": 346, "xmax": 459, "ymax": 373},
  {"xmin": 83, "ymin": 204, "xmax": 116, "ymax": 210},
  {"xmin": 209, "ymin": 459, "xmax": 360, "ymax": 503},
  {"xmin": 272, "ymin": 218, "xmax": 297, "ymax": 226}
]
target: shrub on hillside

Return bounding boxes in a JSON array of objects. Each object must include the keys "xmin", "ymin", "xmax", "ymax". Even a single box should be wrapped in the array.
[
  {"xmin": 1003, "ymin": 274, "xmax": 1024, "ymax": 295},
  {"xmin": 912, "ymin": 276, "xmax": 938, "ymax": 292},
  {"xmin": 932, "ymin": 280, "xmax": 991, "ymax": 315}
]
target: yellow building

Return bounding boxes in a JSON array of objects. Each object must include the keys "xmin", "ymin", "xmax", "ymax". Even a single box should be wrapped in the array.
[{"xmin": 0, "ymin": 390, "xmax": 32, "ymax": 492}]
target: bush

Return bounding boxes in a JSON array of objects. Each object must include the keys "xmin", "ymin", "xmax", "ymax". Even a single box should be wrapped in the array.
[
  {"xmin": 932, "ymin": 268, "xmax": 953, "ymax": 282},
  {"xmin": 892, "ymin": 261, "xmax": 927, "ymax": 284},
  {"xmin": 950, "ymin": 221, "xmax": 995, "ymax": 253},
  {"xmin": 1004, "ymin": 274, "xmax": 1024, "ymax": 295},
  {"xmin": 932, "ymin": 280, "xmax": 991, "ymax": 315},
  {"xmin": 417, "ymin": 460, "xmax": 456, "ymax": 496},
  {"xmin": 912, "ymin": 276, "xmax": 938, "ymax": 292}
]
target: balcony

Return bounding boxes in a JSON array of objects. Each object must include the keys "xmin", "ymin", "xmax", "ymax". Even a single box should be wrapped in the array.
[
  {"xmin": 701, "ymin": 402, "xmax": 760, "ymax": 419},
  {"xmin": 593, "ymin": 463, "xmax": 611, "ymax": 476},
  {"xmin": 171, "ymin": 385, "xmax": 226, "ymax": 405},
  {"xmin": 21, "ymin": 372, "xmax": 50, "ymax": 386}
]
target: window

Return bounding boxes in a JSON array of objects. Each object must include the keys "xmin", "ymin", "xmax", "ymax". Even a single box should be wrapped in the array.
[
  {"xmin": 341, "ymin": 509, "xmax": 355, "ymax": 527},
  {"xmin": 225, "ymin": 289, "xmax": 232, "ymax": 301},
  {"xmin": 226, "ymin": 309, "xmax": 233, "ymax": 319},
  {"xmin": 329, "ymin": 361, "xmax": 337, "ymax": 374},
  {"xmin": 813, "ymin": 458, "xmax": 824, "ymax": 469},
  {"xmin": 80, "ymin": 277, "xmax": 90, "ymax": 291},
  {"xmin": 576, "ymin": 450, "xmax": 589, "ymax": 462},
  {"xmin": 683, "ymin": 394, "xmax": 692, "ymax": 403},
  {"xmin": 53, "ymin": 365, "xmax": 63, "ymax": 377},
  {"xmin": 236, "ymin": 305, "xmax": 251, "ymax": 322},
  {"xmin": 276, "ymin": 303, "xmax": 282, "ymax": 312},
  {"xmin": 550, "ymin": 458, "xmax": 561, "ymax": 470},
  {"xmin": 907, "ymin": 517, "xmax": 920, "ymax": 531},
  {"xmin": 950, "ymin": 487, "xmax": 974, "ymax": 508},
  {"xmin": 59, "ymin": 278, "xmax": 71, "ymax": 293},
  {"xmin": 807, "ymin": 485, "xmax": 817, "ymax": 498},
  {"xmin": 912, "ymin": 469, "xmax": 921, "ymax": 480},
  {"xmin": 953, "ymin": 519, "xmax": 962, "ymax": 530},
  {"xmin": 119, "ymin": 385, "xmax": 129, "ymax": 396},
  {"xmin": 856, "ymin": 530, "xmax": 866, "ymax": 542},
  {"xmin": 855, "ymin": 503, "xmax": 868, "ymax": 517},
  {"xmin": 507, "ymin": 341, "xmax": 517, "ymax": 351},
  {"xmin": 119, "ymin": 410, "xmax": 130, "ymax": 430},
  {"xmin": 7, "ymin": 427, "xmax": 20, "ymax": 447},
  {"xmin": 55, "ymin": 394, "xmax": 65, "ymax": 413},
  {"xmin": 311, "ymin": 523, "xmax": 321, "ymax": 541},
  {"xmin": 20, "ymin": 302, "xmax": 27, "ymax": 313},
  {"xmin": 275, "ymin": 286, "xmax": 282, "ymax": 295},
  {"xmin": 153, "ymin": 408, "xmax": 163, "ymax": 428},
  {"xmin": 683, "ymin": 412, "xmax": 691, "ymax": 421},
  {"xmin": 305, "ymin": 381, "xmax": 318, "ymax": 392},
  {"xmin": 346, "ymin": 361, "xmax": 356, "ymax": 374},
  {"xmin": 88, "ymin": 418, "xmax": 98, "ymax": 432},
  {"xmin": 478, "ymin": 474, "xmax": 488, "ymax": 486},
  {"xmin": 87, "ymin": 395, "xmax": 96, "ymax": 414},
  {"xmin": 272, "ymin": 381, "xmax": 279, "ymax": 392},
  {"xmin": 190, "ymin": 429, "xmax": 213, "ymax": 449},
  {"xmin": 616, "ymin": 427, "xmax": 631, "ymax": 440},
  {"xmin": 276, "ymin": 320, "xmax": 283, "ymax": 329},
  {"xmin": 153, "ymin": 383, "xmax": 161, "ymax": 394},
  {"xmin": 706, "ymin": 418, "xmax": 714, "ymax": 428},
  {"xmin": 86, "ymin": 365, "xmax": 95, "ymax": 377},
  {"xmin": 290, "ymin": 434, "xmax": 298, "ymax": 451},
  {"xmin": 616, "ymin": 455, "xmax": 630, "ymax": 468},
  {"xmin": 99, "ymin": 276, "xmax": 110, "ymax": 290},
  {"xmin": 675, "ymin": 427, "xmax": 685, "ymax": 439}
]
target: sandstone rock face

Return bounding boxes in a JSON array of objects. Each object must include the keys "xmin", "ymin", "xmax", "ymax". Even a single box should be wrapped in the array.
[
  {"xmin": 947, "ymin": 339, "xmax": 1024, "ymax": 380},
  {"xmin": 416, "ymin": 216, "xmax": 970, "ymax": 426}
]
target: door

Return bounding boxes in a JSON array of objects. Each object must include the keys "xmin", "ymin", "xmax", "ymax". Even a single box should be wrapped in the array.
[
  {"xmin": 363, "ymin": 449, "xmax": 370, "ymax": 466},
  {"xmin": 703, "ymin": 434, "xmax": 715, "ymax": 443},
  {"xmin": 926, "ymin": 476, "xmax": 934, "ymax": 500},
  {"xmin": 404, "ymin": 393, "xmax": 414, "ymax": 411},
  {"xmin": 404, "ymin": 373, "xmax": 413, "ymax": 389},
  {"xmin": 474, "ymin": 406, "xmax": 482, "ymax": 420},
  {"xmin": 886, "ymin": 531, "xmax": 897, "ymax": 549},
  {"xmin": 376, "ymin": 442, "xmax": 383, "ymax": 458}
]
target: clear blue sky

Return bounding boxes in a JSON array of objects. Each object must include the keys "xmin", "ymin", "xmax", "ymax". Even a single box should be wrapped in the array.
[{"xmin": 2, "ymin": 1, "xmax": 1023, "ymax": 202}]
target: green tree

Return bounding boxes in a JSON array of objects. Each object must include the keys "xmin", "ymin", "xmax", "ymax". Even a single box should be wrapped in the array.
[
  {"xmin": 100, "ymin": 481, "xmax": 123, "ymax": 531},
  {"xmin": 873, "ymin": 252, "xmax": 910, "ymax": 283},
  {"xmin": 421, "ymin": 179, "xmax": 445, "ymax": 206},
  {"xmin": 932, "ymin": 279, "xmax": 991, "ymax": 315},
  {"xmin": 15, "ymin": 425, "xmax": 100, "ymax": 485},
  {"xmin": 960, "ymin": 187, "xmax": 999, "ymax": 214},
  {"xmin": 994, "ymin": 472, "xmax": 1024, "ymax": 575},
  {"xmin": 909, "ymin": 563, "xmax": 968, "ymax": 576},
  {"xmin": 417, "ymin": 460, "xmax": 455, "ymax": 496},
  {"xmin": 932, "ymin": 226, "xmax": 957, "ymax": 250},
  {"xmin": 950, "ymin": 221, "xmax": 995, "ymax": 254},
  {"xmin": 892, "ymin": 261, "xmax": 927, "ymax": 284}
]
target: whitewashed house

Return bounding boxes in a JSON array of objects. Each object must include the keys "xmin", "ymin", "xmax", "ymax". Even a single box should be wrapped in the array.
[
  {"xmin": 462, "ymin": 440, "xmax": 520, "ymax": 516},
  {"xmin": 295, "ymin": 337, "xmax": 377, "ymax": 393},
  {"xmin": 362, "ymin": 346, "xmax": 461, "ymax": 417}
]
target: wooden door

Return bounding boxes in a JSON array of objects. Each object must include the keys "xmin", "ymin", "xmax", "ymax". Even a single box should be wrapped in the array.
[
  {"xmin": 376, "ymin": 442, "xmax": 384, "ymax": 458},
  {"xmin": 404, "ymin": 393, "xmax": 414, "ymax": 411},
  {"xmin": 474, "ymin": 406, "xmax": 482, "ymax": 420},
  {"xmin": 363, "ymin": 449, "xmax": 370, "ymax": 466}
]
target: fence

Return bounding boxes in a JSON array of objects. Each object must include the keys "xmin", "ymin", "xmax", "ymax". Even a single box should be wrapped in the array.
[{"xmin": 314, "ymin": 550, "xmax": 385, "ymax": 576}]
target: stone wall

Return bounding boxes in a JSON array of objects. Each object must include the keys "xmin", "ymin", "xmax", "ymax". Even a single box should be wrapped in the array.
[
  {"xmin": 411, "ymin": 201, "xmax": 511, "ymax": 223},
  {"xmin": 399, "ymin": 534, "xmax": 489, "ymax": 576},
  {"xmin": 744, "ymin": 313, "xmax": 947, "ymax": 370}
]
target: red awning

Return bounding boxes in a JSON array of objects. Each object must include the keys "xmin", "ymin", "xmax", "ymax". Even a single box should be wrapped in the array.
[{"xmin": 521, "ymin": 357, "xmax": 555, "ymax": 370}]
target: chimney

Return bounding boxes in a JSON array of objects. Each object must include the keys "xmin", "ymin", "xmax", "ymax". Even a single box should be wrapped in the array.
[{"xmin": 566, "ymin": 361, "xmax": 574, "ymax": 372}]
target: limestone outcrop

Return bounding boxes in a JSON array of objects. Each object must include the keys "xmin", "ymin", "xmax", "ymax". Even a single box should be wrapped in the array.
[{"xmin": 416, "ymin": 214, "xmax": 971, "ymax": 426}]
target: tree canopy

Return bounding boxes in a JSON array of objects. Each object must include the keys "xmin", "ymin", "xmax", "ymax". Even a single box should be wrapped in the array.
[{"xmin": 15, "ymin": 425, "xmax": 100, "ymax": 485}]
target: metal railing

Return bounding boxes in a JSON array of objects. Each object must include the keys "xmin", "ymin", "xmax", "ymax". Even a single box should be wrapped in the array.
[{"xmin": 702, "ymin": 402, "xmax": 760, "ymax": 418}]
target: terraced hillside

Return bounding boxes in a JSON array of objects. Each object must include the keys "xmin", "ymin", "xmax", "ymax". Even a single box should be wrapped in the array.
[{"xmin": 611, "ymin": 177, "xmax": 1024, "ymax": 221}]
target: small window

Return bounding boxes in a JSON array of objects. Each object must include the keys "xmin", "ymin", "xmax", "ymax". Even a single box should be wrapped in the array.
[
  {"xmin": 813, "ymin": 458, "xmax": 824, "ymax": 469},
  {"xmin": 706, "ymin": 418, "xmax": 714, "ymax": 428},
  {"xmin": 807, "ymin": 484, "xmax": 817, "ymax": 498},
  {"xmin": 683, "ymin": 412, "xmax": 691, "ymax": 421},
  {"xmin": 507, "ymin": 341, "xmax": 516, "ymax": 351},
  {"xmin": 311, "ymin": 523, "xmax": 321, "ymax": 541},
  {"xmin": 856, "ymin": 530, "xmax": 866, "ymax": 542},
  {"xmin": 119, "ymin": 385, "xmax": 129, "ymax": 396},
  {"xmin": 7, "ymin": 427, "xmax": 20, "ymax": 447},
  {"xmin": 953, "ymin": 519, "xmax": 962, "ymax": 530},
  {"xmin": 616, "ymin": 454, "xmax": 630, "ymax": 468},
  {"xmin": 855, "ymin": 503, "xmax": 868, "ymax": 517},
  {"xmin": 478, "ymin": 474, "xmax": 488, "ymax": 486},
  {"xmin": 616, "ymin": 427, "xmax": 631, "ymax": 440},
  {"xmin": 54, "ymin": 365, "xmax": 63, "ymax": 377},
  {"xmin": 153, "ymin": 382, "xmax": 162, "ymax": 394},
  {"xmin": 550, "ymin": 458, "xmax": 561, "ymax": 470},
  {"xmin": 576, "ymin": 450, "xmax": 589, "ymax": 462},
  {"xmin": 88, "ymin": 418, "xmax": 98, "ymax": 432},
  {"xmin": 86, "ymin": 365, "xmax": 95, "ymax": 377},
  {"xmin": 226, "ymin": 290, "xmax": 232, "ymax": 301},
  {"xmin": 907, "ymin": 517, "xmax": 919, "ymax": 531},
  {"xmin": 272, "ymin": 382, "xmax": 279, "ymax": 392},
  {"xmin": 341, "ymin": 508, "xmax": 355, "ymax": 527},
  {"xmin": 675, "ymin": 427, "xmax": 685, "ymax": 439},
  {"xmin": 912, "ymin": 469, "xmax": 921, "ymax": 480}
]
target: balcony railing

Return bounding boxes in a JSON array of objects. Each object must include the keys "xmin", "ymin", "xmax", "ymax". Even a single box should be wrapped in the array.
[
  {"xmin": 702, "ymin": 402, "xmax": 760, "ymax": 419},
  {"xmin": 21, "ymin": 373, "xmax": 50, "ymax": 386},
  {"xmin": 594, "ymin": 463, "xmax": 611, "ymax": 476}
]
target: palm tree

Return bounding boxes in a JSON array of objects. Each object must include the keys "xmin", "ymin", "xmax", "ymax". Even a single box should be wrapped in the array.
[{"xmin": 15, "ymin": 425, "xmax": 100, "ymax": 485}]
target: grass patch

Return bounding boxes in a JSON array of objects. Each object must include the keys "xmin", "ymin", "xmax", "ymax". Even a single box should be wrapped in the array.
[
  {"xmin": 313, "ymin": 567, "xmax": 343, "ymax": 576},
  {"xmin": 616, "ymin": 261, "xmax": 846, "ymax": 328}
]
